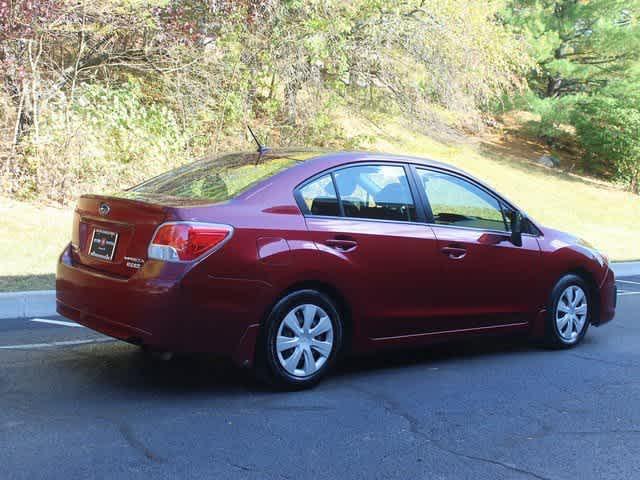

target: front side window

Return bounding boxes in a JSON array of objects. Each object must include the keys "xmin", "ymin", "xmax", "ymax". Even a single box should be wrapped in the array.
[
  {"xmin": 333, "ymin": 165, "xmax": 416, "ymax": 221},
  {"xmin": 416, "ymin": 169, "xmax": 507, "ymax": 231}
]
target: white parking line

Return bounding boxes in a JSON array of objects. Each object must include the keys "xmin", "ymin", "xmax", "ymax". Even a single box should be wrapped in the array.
[
  {"xmin": 0, "ymin": 338, "xmax": 114, "ymax": 350},
  {"xmin": 30, "ymin": 318, "xmax": 84, "ymax": 328},
  {"xmin": 618, "ymin": 291, "xmax": 640, "ymax": 297},
  {"xmin": 617, "ymin": 279, "xmax": 640, "ymax": 286}
]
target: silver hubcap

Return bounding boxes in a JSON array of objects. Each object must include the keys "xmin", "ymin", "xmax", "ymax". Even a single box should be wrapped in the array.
[
  {"xmin": 276, "ymin": 304, "xmax": 334, "ymax": 377},
  {"xmin": 555, "ymin": 285, "xmax": 588, "ymax": 342}
]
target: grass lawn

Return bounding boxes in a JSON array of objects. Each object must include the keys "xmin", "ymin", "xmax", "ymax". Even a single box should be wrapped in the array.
[
  {"xmin": 0, "ymin": 197, "xmax": 72, "ymax": 291},
  {"xmin": 2, "ymin": 116, "xmax": 639, "ymax": 291}
]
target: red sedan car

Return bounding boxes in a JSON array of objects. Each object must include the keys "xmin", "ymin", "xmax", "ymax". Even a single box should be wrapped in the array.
[{"xmin": 56, "ymin": 150, "xmax": 617, "ymax": 388}]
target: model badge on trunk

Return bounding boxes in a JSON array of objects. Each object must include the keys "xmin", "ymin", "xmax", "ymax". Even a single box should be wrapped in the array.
[{"xmin": 124, "ymin": 257, "xmax": 145, "ymax": 269}]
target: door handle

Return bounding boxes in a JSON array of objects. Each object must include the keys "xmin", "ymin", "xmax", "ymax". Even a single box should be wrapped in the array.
[
  {"xmin": 325, "ymin": 239, "xmax": 358, "ymax": 252},
  {"xmin": 441, "ymin": 246, "xmax": 467, "ymax": 259}
]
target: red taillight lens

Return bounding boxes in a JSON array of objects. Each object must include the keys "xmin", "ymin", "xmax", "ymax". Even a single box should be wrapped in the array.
[{"xmin": 148, "ymin": 223, "xmax": 232, "ymax": 262}]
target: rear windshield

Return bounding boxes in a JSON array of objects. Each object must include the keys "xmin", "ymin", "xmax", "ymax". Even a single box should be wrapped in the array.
[{"xmin": 127, "ymin": 150, "xmax": 320, "ymax": 201}]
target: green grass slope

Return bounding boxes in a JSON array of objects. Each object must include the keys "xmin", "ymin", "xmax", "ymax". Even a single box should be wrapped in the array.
[{"xmin": 2, "ymin": 116, "xmax": 639, "ymax": 291}]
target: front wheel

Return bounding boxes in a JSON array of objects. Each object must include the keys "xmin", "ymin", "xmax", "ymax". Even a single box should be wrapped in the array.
[
  {"xmin": 544, "ymin": 274, "xmax": 591, "ymax": 348},
  {"xmin": 256, "ymin": 290, "xmax": 343, "ymax": 389}
]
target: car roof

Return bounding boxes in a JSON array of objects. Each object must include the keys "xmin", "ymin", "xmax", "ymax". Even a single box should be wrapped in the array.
[
  {"xmin": 315, "ymin": 150, "xmax": 461, "ymax": 169},
  {"xmin": 259, "ymin": 148, "xmax": 466, "ymax": 174},
  {"xmin": 191, "ymin": 148, "xmax": 537, "ymax": 231},
  {"xmin": 258, "ymin": 149, "xmax": 527, "ymax": 216},
  {"xmin": 240, "ymin": 148, "xmax": 495, "ymax": 198}
]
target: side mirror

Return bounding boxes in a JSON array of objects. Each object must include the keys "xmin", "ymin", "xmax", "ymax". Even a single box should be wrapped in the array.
[{"xmin": 508, "ymin": 210, "xmax": 523, "ymax": 247}]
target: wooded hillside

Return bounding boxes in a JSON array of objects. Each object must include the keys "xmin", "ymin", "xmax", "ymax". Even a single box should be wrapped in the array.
[{"xmin": 1, "ymin": 0, "xmax": 639, "ymax": 202}]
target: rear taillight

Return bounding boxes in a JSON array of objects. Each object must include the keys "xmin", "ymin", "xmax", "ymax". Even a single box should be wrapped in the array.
[{"xmin": 148, "ymin": 222, "xmax": 233, "ymax": 262}]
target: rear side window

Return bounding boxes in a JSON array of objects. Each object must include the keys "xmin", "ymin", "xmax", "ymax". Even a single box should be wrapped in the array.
[
  {"xmin": 299, "ymin": 174, "xmax": 339, "ymax": 217},
  {"xmin": 333, "ymin": 165, "xmax": 416, "ymax": 221},
  {"xmin": 129, "ymin": 151, "xmax": 318, "ymax": 201},
  {"xmin": 416, "ymin": 169, "xmax": 507, "ymax": 231}
]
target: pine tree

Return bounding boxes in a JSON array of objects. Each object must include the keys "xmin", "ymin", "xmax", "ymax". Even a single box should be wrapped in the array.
[
  {"xmin": 505, "ymin": 0, "xmax": 640, "ymax": 97},
  {"xmin": 505, "ymin": 0, "xmax": 640, "ymax": 192}
]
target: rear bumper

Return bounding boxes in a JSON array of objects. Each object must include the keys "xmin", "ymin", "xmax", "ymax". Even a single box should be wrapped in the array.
[
  {"xmin": 56, "ymin": 244, "xmax": 182, "ymax": 348},
  {"xmin": 56, "ymin": 244, "xmax": 266, "ymax": 364},
  {"xmin": 595, "ymin": 266, "xmax": 616, "ymax": 326}
]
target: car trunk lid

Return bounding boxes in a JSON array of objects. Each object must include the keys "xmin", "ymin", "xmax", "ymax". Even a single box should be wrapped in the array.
[{"xmin": 71, "ymin": 195, "xmax": 171, "ymax": 278}]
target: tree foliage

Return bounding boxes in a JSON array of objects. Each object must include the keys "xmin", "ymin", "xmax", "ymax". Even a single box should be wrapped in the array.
[
  {"xmin": 505, "ymin": 0, "xmax": 640, "ymax": 192},
  {"xmin": 1, "ymin": 0, "xmax": 529, "ymax": 202},
  {"xmin": 505, "ymin": 0, "xmax": 640, "ymax": 96},
  {"xmin": 573, "ymin": 85, "xmax": 640, "ymax": 193}
]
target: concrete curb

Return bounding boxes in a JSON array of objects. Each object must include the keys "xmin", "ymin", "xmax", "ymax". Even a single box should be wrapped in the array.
[
  {"xmin": 611, "ymin": 261, "xmax": 640, "ymax": 278},
  {"xmin": 1, "ymin": 262, "xmax": 639, "ymax": 320},
  {"xmin": 0, "ymin": 290, "xmax": 56, "ymax": 320}
]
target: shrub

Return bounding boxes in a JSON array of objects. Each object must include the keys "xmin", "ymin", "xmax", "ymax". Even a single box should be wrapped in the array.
[
  {"xmin": 10, "ymin": 81, "xmax": 194, "ymax": 202},
  {"xmin": 573, "ymin": 95, "xmax": 640, "ymax": 193}
]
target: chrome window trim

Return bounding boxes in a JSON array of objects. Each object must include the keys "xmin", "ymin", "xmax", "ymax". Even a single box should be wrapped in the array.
[
  {"xmin": 414, "ymin": 166, "xmax": 509, "ymax": 232},
  {"xmin": 304, "ymin": 214, "xmax": 427, "ymax": 227},
  {"xmin": 294, "ymin": 159, "xmax": 542, "ymax": 237},
  {"xmin": 413, "ymin": 165, "xmax": 542, "ymax": 237},
  {"xmin": 304, "ymin": 213, "xmax": 539, "ymax": 237},
  {"xmin": 295, "ymin": 161, "xmax": 421, "ymax": 223}
]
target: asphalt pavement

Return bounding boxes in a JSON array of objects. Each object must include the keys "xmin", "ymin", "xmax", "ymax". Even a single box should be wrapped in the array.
[{"xmin": 1, "ymin": 277, "xmax": 639, "ymax": 479}]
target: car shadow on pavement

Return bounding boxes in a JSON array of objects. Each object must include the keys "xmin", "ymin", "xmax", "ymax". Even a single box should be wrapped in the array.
[
  {"xmin": 335, "ymin": 335, "xmax": 536, "ymax": 379},
  {"xmin": 82, "ymin": 345, "xmax": 257, "ymax": 394},
  {"xmin": 73, "ymin": 334, "xmax": 544, "ymax": 394}
]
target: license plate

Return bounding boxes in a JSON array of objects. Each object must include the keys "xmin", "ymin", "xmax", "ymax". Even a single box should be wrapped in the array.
[{"xmin": 89, "ymin": 229, "xmax": 119, "ymax": 261}]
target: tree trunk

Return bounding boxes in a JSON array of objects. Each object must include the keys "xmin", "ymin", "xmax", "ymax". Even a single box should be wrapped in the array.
[
  {"xmin": 267, "ymin": 71, "xmax": 276, "ymax": 100},
  {"xmin": 631, "ymin": 171, "xmax": 639, "ymax": 195},
  {"xmin": 246, "ymin": 66, "xmax": 258, "ymax": 115},
  {"xmin": 12, "ymin": 87, "xmax": 27, "ymax": 148},
  {"xmin": 285, "ymin": 83, "xmax": 298, "ymax": 126},
  {"xmin": 546, "ymin": 76, "xmax": 562, "ymax": 97},
  {"xmin": 12, "ymin": 86, "xmax": 34, "ymax": 147}
]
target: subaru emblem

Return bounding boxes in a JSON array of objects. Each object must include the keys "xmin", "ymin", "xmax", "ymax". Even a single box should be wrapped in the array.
[{"xmin": 99, "ymin": 202, "xmax": 110, "ymax": 216}]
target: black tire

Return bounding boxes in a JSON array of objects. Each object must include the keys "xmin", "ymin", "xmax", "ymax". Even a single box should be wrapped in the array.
[
  {"xmin": 544, "ymin": 274, "xmax": 591, "ymax": 349},
  {"xmin": 255, "ymin": 289, "xmax": 343, "ymax": 390}
]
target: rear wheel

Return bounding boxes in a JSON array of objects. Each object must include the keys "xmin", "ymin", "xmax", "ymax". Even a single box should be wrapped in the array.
[
  {"xmin": 257, "ymin": 290, "xmax": 343, "ymax": 389},
  {"xmin": 545, "ymin": 274, "xmax": 591, "ymax": 348}
]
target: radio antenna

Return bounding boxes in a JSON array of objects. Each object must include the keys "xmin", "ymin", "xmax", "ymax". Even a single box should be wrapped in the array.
[{"xmin": 247, "ymin": 125, "xmax": 269, "ymax": 156}]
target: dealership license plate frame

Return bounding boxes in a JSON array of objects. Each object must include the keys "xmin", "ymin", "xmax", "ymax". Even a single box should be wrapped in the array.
[{"xmin": 88, "ymin": 228, "xmax": 119, "ymax": 261}]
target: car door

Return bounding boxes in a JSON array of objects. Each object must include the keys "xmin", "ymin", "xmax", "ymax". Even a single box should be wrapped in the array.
[
  {"xmin": 414, "ymin": 167, "xmax": 543, "ymax": 331},
  {"xmin": 298, "ymin": 163, "xmax": 442, "ymax": 340}
]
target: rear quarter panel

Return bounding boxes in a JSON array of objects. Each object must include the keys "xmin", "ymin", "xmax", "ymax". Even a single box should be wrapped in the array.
[
  {"xmin": 170, "ymin": 200, "xmax": 323, "ymax": 355},
  {"xmin": 162, "ymin": 155, "xmax": 380, "ymax": 354}
]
